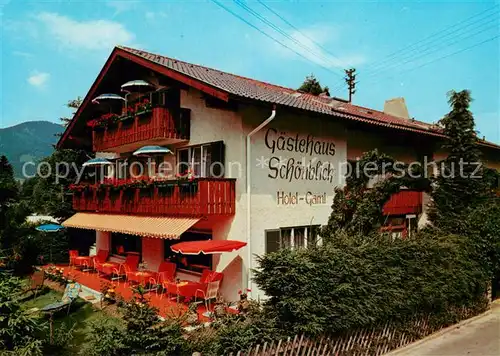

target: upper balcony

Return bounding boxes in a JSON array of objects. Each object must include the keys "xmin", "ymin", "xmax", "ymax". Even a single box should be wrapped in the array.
[
  {"xmin": 71, "ymin": 178, "xmax": 236, "ymax": 217},
  {"xmin": 89, "ymin": 89, "xmax": 190, "ymax": 153}
]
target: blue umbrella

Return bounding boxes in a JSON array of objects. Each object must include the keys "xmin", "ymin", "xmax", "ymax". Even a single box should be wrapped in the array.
[
  {"xmin": 92, "ymin": 93, "xmax": 125, "ymax": 104},
  {"xmin": 82, "ymin": 157, "xmax": 113, "ymax": 167},
  {"xmin": 36, "ymin": 224, "xmax": 64, "ymax": 232},
  {"xmin": 133, "ymin": 145, "xmax": 172, "ymax": 156},
  {"xmin": 121, "ymin": 80, "xmax": 153, "ymax": 93}
]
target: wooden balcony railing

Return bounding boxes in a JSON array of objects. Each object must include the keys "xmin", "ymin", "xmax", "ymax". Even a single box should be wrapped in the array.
[
  {"xmin": 92, "ymin": 107, "xmax": 190, "ymax": 152},
  {"xmin": 72, "ymin": 178, "xmax": 236, "ymax": 217},
  {"xmin": 382, "ymin": 190, "xmax": 423, "ymax": 216}
]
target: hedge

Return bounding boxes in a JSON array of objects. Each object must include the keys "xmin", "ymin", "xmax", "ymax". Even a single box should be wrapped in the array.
[{"xmin": 253, "ymin": 232, "xmax": 489, "ymax": 336}]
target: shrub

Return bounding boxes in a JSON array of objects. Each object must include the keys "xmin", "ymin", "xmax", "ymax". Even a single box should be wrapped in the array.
[
  {"xmin": 81, "ymin": 291, "xmax": 186, "ymax": 356},
  {"xmin": 185, "ymin": 301, "xmax": 283, "ymax": 355},
  {"xmin": 254, "ymin": 232, "xmax": 489, "ymax": 336},
  {"xmin": 0, "ymin": 276, "xmax": 44, "ymax": 354}
]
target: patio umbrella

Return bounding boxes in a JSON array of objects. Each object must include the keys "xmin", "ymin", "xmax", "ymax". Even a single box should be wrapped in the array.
[
  {"xmin": 82, "ymin": 158, "xmax": 113, "ymax": 167},
  {"xmin": 170, "ymin": 240, "xmax": 247, "ymax": 255},
  {"xmin": 91, "ymin": 93, "xmax": 126, "ymax": 104},
  {"xmin": 36, "ymin": 224, "xmax": 65, "ymax": 263},
  {"xmin": 121, "ymin": 80, "xmax": 153, "ymax": 93},
  {"xmin": 133, "ymin": 145, "xmax": 172, "ymax": 156},
  {"xmin": 36, "ymin": 224, "xmax": 64, "ymax": 233}
]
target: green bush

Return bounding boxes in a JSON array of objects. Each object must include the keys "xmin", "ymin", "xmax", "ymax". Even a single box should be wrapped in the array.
[
  {"xmin": 0, "ymin": 276, "xmax": 44, "ymax": 355},
  {"xmin": 254, "ymin": 232, "xmax": 489, "ymax": 336},
  {"xmin": 185, "ymin": 301, "xmax": 284, "ymax": 355},
  {"xmin": 464, "ymin": 198, "xmax": 500, "ymax": 278},
  {"xmin": 81, "ymin": 292, "xmax": 186, "ymax": 356}
]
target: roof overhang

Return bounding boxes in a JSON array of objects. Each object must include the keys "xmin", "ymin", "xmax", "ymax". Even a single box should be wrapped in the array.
[
  {"xmin": 62, "ymin": 213, "xmax": 200, "ymax": 239},
  {"xmin": 57, "ymin": 47, "xmax": 230, "ymax": 149}
]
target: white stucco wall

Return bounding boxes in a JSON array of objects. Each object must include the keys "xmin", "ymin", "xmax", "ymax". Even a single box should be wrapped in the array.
[
  {"xmin": 241, "ymin": 106, "xmax": 347, "ymax": 298},
  {"xmin": 96, "ymin": 231, "xmax": 111, "ymax": 251}
]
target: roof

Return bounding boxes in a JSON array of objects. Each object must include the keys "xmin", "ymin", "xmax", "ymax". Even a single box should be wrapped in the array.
[
  {"xmin": 118, "ymin": 46, "xmax": 500, "ymax": 149},
  {"xmin": 58, "ymin": 46, "xmax": 500, "ymax": 150}
]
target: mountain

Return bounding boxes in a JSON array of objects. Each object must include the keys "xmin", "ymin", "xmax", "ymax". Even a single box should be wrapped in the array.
[{"xmin": 0, "ymin": 121, "xmax": 64, "ymax": 179}]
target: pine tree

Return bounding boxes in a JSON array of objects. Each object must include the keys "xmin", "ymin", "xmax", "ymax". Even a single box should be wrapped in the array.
[
  {"xmin": 429, "ymin": 90, "xmax": 489, "ymax": 233},
  {"xmin": 298, "ymin": 74, "xmax": 330, "ymax": 96},
  {"xmin": 58, "ymin": 97, "xmax": 82, "ymax": 130},
  {"xmin": 0, "ymin": 155, "xmax": 18, "ymax": 210}
]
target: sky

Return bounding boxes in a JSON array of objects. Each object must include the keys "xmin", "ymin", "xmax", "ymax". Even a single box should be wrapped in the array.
[{"xmin": 1, "ymin": 0, "xmax": 499, "ymax": 144}]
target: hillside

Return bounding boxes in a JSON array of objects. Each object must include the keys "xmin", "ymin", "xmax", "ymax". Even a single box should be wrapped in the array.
[{"xmin": 0, "ymin": 121, "xmax": 64, "ymax": 179}]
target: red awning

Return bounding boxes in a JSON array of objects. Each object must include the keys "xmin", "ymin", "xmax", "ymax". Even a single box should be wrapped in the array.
[{"xmin": 170, "ymin": 240, "xmax": 247, "ymax": 255}]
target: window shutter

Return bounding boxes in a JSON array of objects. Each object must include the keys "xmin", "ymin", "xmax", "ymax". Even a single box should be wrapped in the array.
[
  {"xmin": 210, "ymin": 141, "xmax": 225, "ymax": 178},
  {"xmin": 266, "ymin": 230, "xmax": 280, "ymax": 254}
]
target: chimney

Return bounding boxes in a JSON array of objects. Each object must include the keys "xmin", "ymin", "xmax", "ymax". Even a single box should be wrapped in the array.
[{"xmin": 383, "ymin": 97, "xmax": 411, "ymax": 120}]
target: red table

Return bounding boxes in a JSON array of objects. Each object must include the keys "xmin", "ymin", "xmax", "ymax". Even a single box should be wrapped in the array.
[
  {"xmin": 100, "ymin": 262, "xmax": 119, "ymax": 276},
  {"xmin": 165, "ymin": 280, "xmax": 204, "ymax": 299},
  {"xmin": 128, "ymin": 270, "xmax": 156, "ymax": 285}
]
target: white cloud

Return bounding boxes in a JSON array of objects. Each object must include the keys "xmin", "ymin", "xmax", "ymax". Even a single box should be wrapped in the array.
[
  {"xmin": 106, "ymin": 1, "xmax": 137, "ymax": 15},
  {"xmin": 35, "ymin": 12, "xmax": 135, "ymax": 51},
  {"xmin": 27, "ymin": 71, "xmax": 50, "ymax": 87},
  {"xmin": 145, "ymin": 11, "xmax": 168, "ymax": 23},
  {"xmin": 271, "ymin": 25, "xmax": 366, "ymax": 69}
]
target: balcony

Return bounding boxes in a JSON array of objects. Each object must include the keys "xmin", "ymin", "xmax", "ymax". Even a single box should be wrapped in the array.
[
  {"xmin": 92, "ymin": 107, "xmax": 190, "ymax": 152},
  {"xmin": 382, "ymin": 190, "xmax": 423, "ymax": 216},
  {"xmin": 72, "ymin": 178, "xmax": 236, "ymax": 217}
]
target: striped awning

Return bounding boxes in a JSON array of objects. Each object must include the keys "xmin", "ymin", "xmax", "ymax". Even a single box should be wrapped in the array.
[{"xmin": 62, "ymin": 213, "xmax": 199, "ymax": 239}]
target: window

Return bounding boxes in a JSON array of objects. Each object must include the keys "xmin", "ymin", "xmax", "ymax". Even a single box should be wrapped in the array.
[
  {"xmin": 176, "ymin": 141, "xmax": 225, "ymax": 178},
  {"xmin": 265, "ymin": 225, "xmax": 320, "ymax": 253},
  {"xmin": 111, "ymin": 233, "xmax": 141, "ymax": 257},
  {"xmin": 164, "ymin": 231, "xmax": 213, "ymax": 273}
]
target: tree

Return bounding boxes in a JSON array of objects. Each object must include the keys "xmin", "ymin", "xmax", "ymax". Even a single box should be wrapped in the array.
[
  {"xmin": 58, "ymin": 97, "xmax": 82, "ymax": 129},
  {"xmin": 0, "ymin": 156, "xmax": 19, "ymax": 245},
  {"xmin": 428, "ymin": 90, "xmax": 489, "ymax": 234},
  {"xmin": 22, "ymin": 96, "xmax": 88, "ymax": 220},
  {"xmin": 0, "ymin": 156, "xmax": 18, "ymax": 211},
  {"xmin": 297, "ymin": 74, "xmax": 330, "ymax": 96},
  {"xmin": 27, "ymin": 149, "xmax": 88, "ymax": 220}
]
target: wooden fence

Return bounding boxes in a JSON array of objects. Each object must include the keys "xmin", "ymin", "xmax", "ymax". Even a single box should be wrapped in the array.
[{"xmin": 226, "ymin": 307, "xmax": 479, "ymax": 356}]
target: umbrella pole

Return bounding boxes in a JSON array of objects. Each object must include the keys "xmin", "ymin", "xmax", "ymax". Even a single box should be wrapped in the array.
[{"xmin": 50, "ymin": 233, "xmax": 53, "ymax": 263}]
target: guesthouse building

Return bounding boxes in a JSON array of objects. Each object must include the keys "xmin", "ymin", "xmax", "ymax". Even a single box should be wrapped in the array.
[{"xmin": 58, "ymin": 46, "xmax": 500, "ymax": 300}]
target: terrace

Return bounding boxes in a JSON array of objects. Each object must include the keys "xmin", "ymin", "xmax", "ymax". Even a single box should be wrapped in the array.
[{"xmin": 42, "ymin": 264, "xmax": 234, "ymax": 321}]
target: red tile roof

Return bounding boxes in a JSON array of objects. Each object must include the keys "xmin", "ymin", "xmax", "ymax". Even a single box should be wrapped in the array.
[
  {"xmin": 118, "ymin": 46, "xmax": 500, "ymax": 150},
  {"xmin": 58, "ymin": 46, "xmax": 500, "ymax": 150}
]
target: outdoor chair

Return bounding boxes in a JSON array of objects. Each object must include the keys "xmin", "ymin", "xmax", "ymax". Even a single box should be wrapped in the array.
[
  {"xmin": 21, "ymin": 270, "xmax": 45, "ymax": 298},
  {"xmin": 74, "ymin": 249, "xmax": 108, "ymax": 272},
  {"xmin": 109, "ymin": 252, "xmax": 140, "ymax": 281},
  {"xmin": 195, "ymin": 280, "xmax": 220, "ymax": 317},
  {"xmin": 41, "ymin": 282, "xmax": 81, "ymax": 315},
  {"xmin": 166, "ymin": 270, "xmax": 223, "ymax": 300},
  {"xmin": 68, "ymin": 250, "xmax": 78, "ymax": 268},
  {"xmin": 112, "ymin": 263, "xmax": 137, "ymax": 285},
  {"xmin": 149, "ymin": 262, "xmax": 177, "ymax": 298}
]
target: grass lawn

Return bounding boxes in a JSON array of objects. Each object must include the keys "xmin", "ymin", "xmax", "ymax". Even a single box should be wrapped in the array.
[{"xmin": 20, "ymin": 287, "xmax": 122, "ymax": 355}]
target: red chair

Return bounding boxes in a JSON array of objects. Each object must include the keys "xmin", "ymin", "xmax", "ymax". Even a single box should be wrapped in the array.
[
  {"xmin": 92, "ymin": 250, "xmax": 110, "ymax": 275},
  {"xmin": 110, "ymin": 252, "xmax": 140, "ymax": 281},
  {"xmin": 147, "ymin": 262, "xmax": 176, "ymax": 298},
  {"xmin": 73, "ymin": 249, "xmax": 108, "ymax": 271},
  {"xmin": 167, "ymin": 270, "xmax": 223, "ymax": 300},
  {"xmin": 68, "ymin": 250, "xmax": 78, "ymax": 268}
]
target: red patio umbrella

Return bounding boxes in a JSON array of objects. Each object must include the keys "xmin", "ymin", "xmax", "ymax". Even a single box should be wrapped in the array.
[{"xmin": 170, "ymin": 240, "xmax": 247, "ymax": 255}]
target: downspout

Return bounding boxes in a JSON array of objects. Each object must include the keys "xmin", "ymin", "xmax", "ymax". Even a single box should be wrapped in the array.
[{"xmin": 246, "ymin": 105, "xmax": 276, "ymax": 291}]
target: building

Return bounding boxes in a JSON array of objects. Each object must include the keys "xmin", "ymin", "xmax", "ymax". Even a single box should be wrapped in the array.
[{"xmin": 58, "ymin": 46, "xmax": 500, "ymax": 301}]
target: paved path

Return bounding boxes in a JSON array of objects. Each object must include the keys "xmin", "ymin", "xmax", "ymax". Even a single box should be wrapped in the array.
[{"xmin": 391, "ymin": 304, "xmax": 500, "ymax": 356}]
